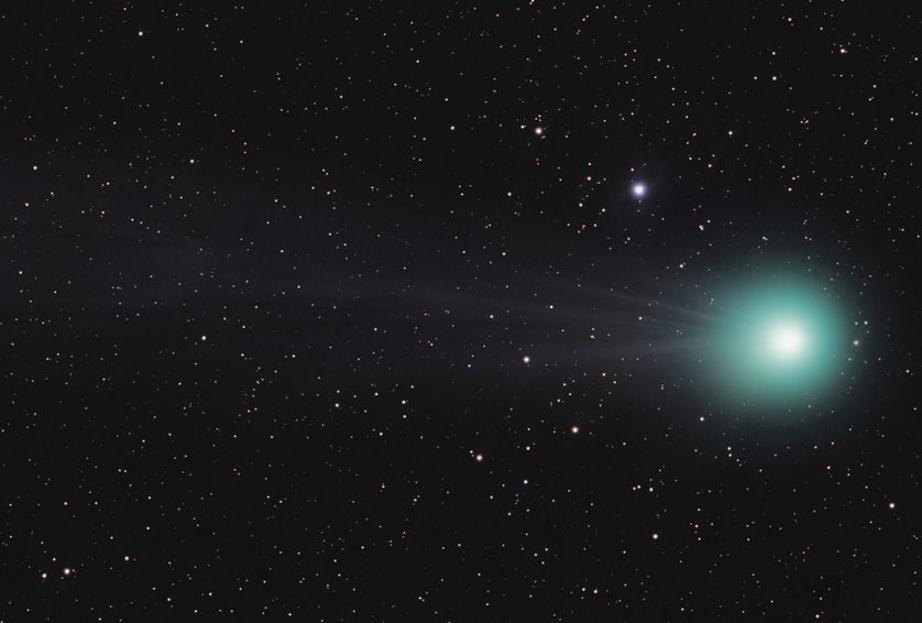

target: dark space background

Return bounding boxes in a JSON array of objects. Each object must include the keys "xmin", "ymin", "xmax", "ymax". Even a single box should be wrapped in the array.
[{"xmin": 1, "ymin": 1, "xmax": 920, "ymax": 620}]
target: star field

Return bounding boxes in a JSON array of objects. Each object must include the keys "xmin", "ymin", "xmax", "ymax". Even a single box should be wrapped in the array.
[{"xmin": 1, "ymin": 2, "xmax": 921, "ymax": 621}]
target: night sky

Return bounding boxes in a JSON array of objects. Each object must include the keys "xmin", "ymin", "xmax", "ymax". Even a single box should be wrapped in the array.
[{"xmin": 2, "ymin": 2, "xmax": 921, "ymax": 621}]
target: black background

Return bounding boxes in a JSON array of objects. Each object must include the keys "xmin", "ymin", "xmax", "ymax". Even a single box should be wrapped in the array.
[{"xmin": 1, "ymin": 1, "xmax": 920, "ymax": 620}]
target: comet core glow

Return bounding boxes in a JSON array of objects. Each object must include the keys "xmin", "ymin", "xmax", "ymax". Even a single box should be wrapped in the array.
[
  {"xmin": 701, "ymin": 278, "xmax": 848, "ymax": 406},
  {"xmin": 766, "ymin": 324, "xmax": 806, "ymax": 360}
]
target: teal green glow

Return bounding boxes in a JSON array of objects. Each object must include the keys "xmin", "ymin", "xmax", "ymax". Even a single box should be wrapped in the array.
[{"xmin": 704, "ymin": 278, "xmax": 848, "ymax": 406}]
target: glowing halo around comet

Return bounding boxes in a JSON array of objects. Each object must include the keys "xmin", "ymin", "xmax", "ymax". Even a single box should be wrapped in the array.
[{"xmin": 701, "ymin": 277, "xmax": 849, "ymax": 407}]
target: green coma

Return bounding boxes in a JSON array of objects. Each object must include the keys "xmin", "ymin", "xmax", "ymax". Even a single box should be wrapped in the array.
[{"xmin": 704, "ymin": 278, "xmax": 849, "ymax": 407}]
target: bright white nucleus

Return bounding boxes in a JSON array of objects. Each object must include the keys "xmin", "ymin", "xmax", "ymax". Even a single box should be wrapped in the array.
[{"xmin": 767, "ymin": 324, "xmax": 806, "ymax": 359}]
